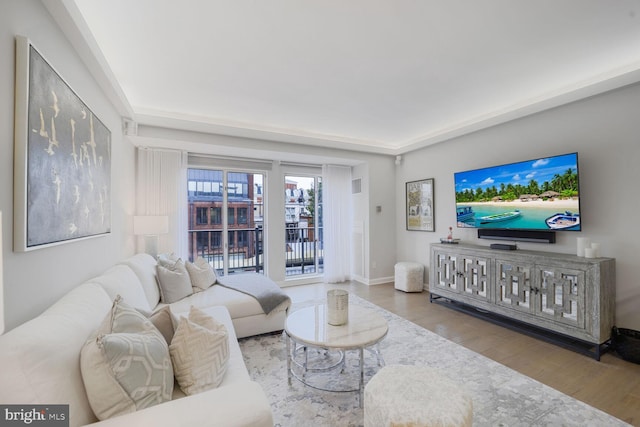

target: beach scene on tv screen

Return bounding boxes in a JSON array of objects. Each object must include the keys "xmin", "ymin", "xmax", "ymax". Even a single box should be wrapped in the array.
[{"xmin": 455, "ymin": 153, "xmax": 580, "ymax": 231}]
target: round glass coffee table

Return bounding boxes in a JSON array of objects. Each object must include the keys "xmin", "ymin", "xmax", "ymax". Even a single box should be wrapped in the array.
[{"xmin": 285, "ymin": 304, "xmax": 388, "ymax": 406}]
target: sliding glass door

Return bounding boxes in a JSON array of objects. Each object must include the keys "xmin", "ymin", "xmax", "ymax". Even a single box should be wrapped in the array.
[
  {"xmin": 284, "ymin": 175, "xmax": 323, "ymax": 277},
  {"xmin": 188, "ymin": 168, "xmax": 265, "ymax": 276}
]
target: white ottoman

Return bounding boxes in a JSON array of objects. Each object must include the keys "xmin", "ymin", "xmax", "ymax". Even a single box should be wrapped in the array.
[
  {"xmin": 394, "ymin": 262, "xmax": 424, "ymax": 292},
  {"xmin": 364, "ymin": 365, "xmax": 473, "ymax": 427}
]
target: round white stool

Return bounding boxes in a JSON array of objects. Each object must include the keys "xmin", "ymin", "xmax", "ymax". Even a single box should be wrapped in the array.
[
  {"xmin": 394, "ymin": 262, "xmax": 424, "ymax": 292},
  {"xmin": 364, "ymin": 364, "xmax": 473, "ymax": 427}
]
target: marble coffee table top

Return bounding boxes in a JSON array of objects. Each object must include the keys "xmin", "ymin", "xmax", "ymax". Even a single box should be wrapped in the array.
[{"xmin": 285, "ymin": 304, "xmax": 388, "ymax": 350}]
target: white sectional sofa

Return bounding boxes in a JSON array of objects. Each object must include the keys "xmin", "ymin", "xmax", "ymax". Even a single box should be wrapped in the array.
[{"xmin": 0, "ymin": 253, "xmax": 289, "ymax": 427}]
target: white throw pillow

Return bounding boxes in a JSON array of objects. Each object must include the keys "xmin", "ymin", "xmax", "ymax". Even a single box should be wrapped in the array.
[
  {"xmin": 185, "ymin": 257, "xmax": 217, "ymax": 292},
  {"xmin": 156, "ymin": 258, "xmax": 193, "ymax": 304},
  {"xmin": 80, "ymin": 296, "xmax": 173, "ymax": 421},
  {"xmin": 157, "ymin": 252, "xmax": 179, "ymax": 265},
  {"xmin": 170, "ymin": 306, "xmax": 229, "ymax": 395}
]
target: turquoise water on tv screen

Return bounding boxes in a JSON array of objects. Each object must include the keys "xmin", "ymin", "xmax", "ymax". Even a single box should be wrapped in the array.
[{"xmin": 457, "ymin": 203, "xmax": 580, "ymax": 230}]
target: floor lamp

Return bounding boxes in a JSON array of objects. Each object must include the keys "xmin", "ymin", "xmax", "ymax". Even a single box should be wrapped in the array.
[{"xmin": 133, "ymin": 215, "xmax": 169, "ymax": 258}]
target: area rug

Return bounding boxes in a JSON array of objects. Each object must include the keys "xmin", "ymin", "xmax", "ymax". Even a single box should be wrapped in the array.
[{"xmin": 239, "ymin": 295, "xmax": 629, "ymax": 427}]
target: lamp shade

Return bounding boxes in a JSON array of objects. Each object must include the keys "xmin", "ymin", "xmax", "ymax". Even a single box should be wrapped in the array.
[{"xmin": 133, "ymin": 215, "xmax": 169, "ymax": 236}]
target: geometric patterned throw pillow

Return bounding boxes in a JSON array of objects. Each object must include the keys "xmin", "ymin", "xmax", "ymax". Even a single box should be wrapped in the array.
[
  {"xmin": 187, "ymin": 305, "xmax": 223, "ymax": 332},
  {"xmin": 169, "ymin": 307, "xmax": 230, "ymax": 395},
  {"xmin": 80, "ymin": 296, "xmax": 173, "ymax": 420}
]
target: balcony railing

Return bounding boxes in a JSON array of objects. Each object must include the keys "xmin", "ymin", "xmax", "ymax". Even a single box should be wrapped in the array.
[
  {"xmin": 285, "ymin": 224, "xmax": 323, "ymax": 276},
  {"xmin": 188, "ymin": 227, "xmax": 263, "ymax": 275},
  {"xmin": 188, "ymin": 225, "xmax": 323, "ymax": 277}
]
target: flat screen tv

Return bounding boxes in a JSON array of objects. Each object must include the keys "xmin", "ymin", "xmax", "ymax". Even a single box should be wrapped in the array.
[{"xmin": 454, "ymin": 152, "xmax": 581, "ymax": 232}]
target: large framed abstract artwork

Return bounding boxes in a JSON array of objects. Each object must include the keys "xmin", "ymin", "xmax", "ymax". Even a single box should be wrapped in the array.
[
  {"xmin": 406, "ymin": 178, "xmax": 434, "ymax": 232},
  {"xmin": 14, "ymin": 36, "xmax": 111, "ymax": 251}
]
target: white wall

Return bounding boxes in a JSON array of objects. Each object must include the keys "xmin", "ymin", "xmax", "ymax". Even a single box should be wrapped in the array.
[
  {"xmin": 351, "ymin": 163, "xmax": 369, "ymax": 283},
  {"xmin": 396, "ymin": 82, "xmax": 640, "ymax": 329},
  {"xmin": 0, "ymin": 0, "xmax": 136, "ymax": 331},
  {"xmin": 367, "ymin": 156, "xmax": 397, "ymax": 284}
]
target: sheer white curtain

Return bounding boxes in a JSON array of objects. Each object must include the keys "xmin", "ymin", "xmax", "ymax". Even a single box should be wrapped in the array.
[
  {"xmin": 322, "ymin": 164, "xmax": 352, "ymax": 283},
  {"xmin": 136, "ymin": 148, "xmax": 188, "ymax": 258}
]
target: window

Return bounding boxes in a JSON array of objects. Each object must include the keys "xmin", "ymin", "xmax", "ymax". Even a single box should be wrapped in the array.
[
  {"xmin": 238, "ymin": 207, "xmax": 248, "ymax": 224},
  {"xmin": 196, "ymin": 207, "xmax": 208, "ymax": 225},
  {"xmin": 284, "ymin": 174, "xmax": 323, "ymax": 277},
  {"xmin": 228, "ymin": 207, "xmax": 235, "ymax": 225},
  {"xmin": 197, "ymin": 232, "xmax": 208, "ymax": 250},
  {"xmin": 238, "ymin": 230, "xmax": 248, "ymax": 247},
  {"xmin": 211, "ymin": 207, "xmax": 221, "ymax": 224},
  {"xmin": 227, "ymin": 172, "xmax": 248, "ymax": 198},
  {"xmin": 188, "ymin": 169, "xmax": 223, "ymax": 198},
  {"xmin": 212, "ymin": 232, "xmax": 221, "ymax": 249},
  {"xmin": 188, "ymin": 167, "xmax": 265, "ymax": 275},
  {"xmin": 285, "ymin": 207, "xmax": 296, "ymax": 223}
]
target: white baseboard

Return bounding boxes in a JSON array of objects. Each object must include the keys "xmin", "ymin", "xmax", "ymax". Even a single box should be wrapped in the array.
[{"xmin": 351, "ymin": 275, "xmax": 394, "ymax": 286}]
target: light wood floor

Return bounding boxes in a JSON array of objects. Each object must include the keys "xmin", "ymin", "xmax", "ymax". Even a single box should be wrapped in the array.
[{"xmin": 283, "ymin": 281, "xmax": 640, "ymax": 426}]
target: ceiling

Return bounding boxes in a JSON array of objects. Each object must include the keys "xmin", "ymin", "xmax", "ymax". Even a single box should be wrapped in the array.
[{"xmin": 50, "ymin": 0, "xmax": 640, "ymax": 155}]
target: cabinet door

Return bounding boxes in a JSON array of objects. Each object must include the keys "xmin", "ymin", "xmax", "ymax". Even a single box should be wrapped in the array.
[
  {"xmin": 431, "ymin": 250, "xmax": 490, "ymax": 300},
  {"xmin": 459, "ymin": 255, "xmax": 490, "ymax": 301},
  {"xmin": 495, "ymin": 260, "xmax": 533, "ymax": 313},
  {"xmin": 431, "ymin": 250, "xmax": 460, "ymax": 293},
  {"xmin": 533, "ymin": 266, "xmax": 585, "ymax": 329}
]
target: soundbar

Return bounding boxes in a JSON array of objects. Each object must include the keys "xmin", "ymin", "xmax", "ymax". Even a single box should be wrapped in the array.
[
  {"xmin": 477, "ymin": 228, "xmax": 556, "ymax": 243},
  {"xmin": 490, "ymin": 243, "xmax": 517, "ymax": 250}
]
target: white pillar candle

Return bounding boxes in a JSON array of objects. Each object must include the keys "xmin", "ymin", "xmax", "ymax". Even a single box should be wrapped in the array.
[
  {"xmin": 590, "ymin": 242, "xmax": 601, "ymax": 258},
  {"xmin": 584, "ymin": 247, "xmax": 596, "ymax": 258},
  {"xmin": 576, "ymin": 237, "xmax": 590, "ymax": 257},
  {"xmin": 327, "ymin": 289, "xmax": 349, "ymax": 326}
]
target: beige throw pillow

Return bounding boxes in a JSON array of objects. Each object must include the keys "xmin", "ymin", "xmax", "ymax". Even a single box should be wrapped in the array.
[
  {"xmin": 185, "ymin": 257, "xmax": 217, "ymax": 292},
  {"xmin": 80, "ymin": 296, "xmax": 173, "ymax": 420},
  {"xmin": 148, "ymin": 306, "xmax": 177, "ymax": 345},
  {"xmin": 156, "ymin": 258, "xmax": 193, "ymax": 303},
  {"xmin": 170, "ymin": 307, "xmax": 230, "ymax": 395}
]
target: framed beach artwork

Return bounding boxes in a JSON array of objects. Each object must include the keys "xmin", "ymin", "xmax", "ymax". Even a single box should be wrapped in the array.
[
  {"xmin": 14, "ymin": 36, "xmax": 111, "ymax": 252},
  {"xmin": 406, "ymin": 178, "xmax": 434, "ymax": 231}
]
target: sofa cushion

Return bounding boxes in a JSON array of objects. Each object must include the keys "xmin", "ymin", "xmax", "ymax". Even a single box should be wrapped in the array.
[
  {"xmin": 164, "ymin": 284, "xmax": 289, "ymax": 320},
  {"xmin": 0, "ymin": 283, "xmax": 113, "ymax": 427},
  {"xmin": 90, "ymin": 264, "xmax": 153, "ymax": 312},
  {"xmin": 84, "ymin": 382, "xmax": 274, "ymax": 427},
  {"xmin": 118, "ymin": 253, "xmax": 161, "ymax": 310},
  {"xmin": 156, "ymin": 259, "xmax": 193, "ymax": 304},
  {"xmin": 81, "ymin": 296, "xmax": 173, "ymax": 421},
  {"xmin": 170, "ymin": 307, "xmax": 230, "ymax": 395},
  {"xmin": 185, "ymin": 257, "xmax": 217, "ymax": 292}
]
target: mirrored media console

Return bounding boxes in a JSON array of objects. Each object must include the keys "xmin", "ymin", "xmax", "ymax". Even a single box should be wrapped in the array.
[{"xmin": 429, "ymin": 243, "xmax": 615, "ymax": 360}]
